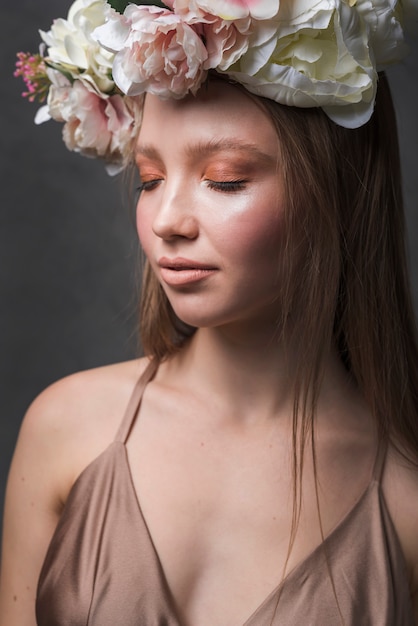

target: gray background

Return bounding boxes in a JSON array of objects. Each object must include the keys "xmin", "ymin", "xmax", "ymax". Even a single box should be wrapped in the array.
[{"xmin": 1, "ymin": 2, "xmax": 417, "ymax": 534}]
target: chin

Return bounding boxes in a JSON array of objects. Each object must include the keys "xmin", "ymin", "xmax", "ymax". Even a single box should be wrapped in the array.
[
  {"xmin": 172, "ymin": 309, "xmax": 220, "ymax": 329},
  {"xmin": 170, "ymin": 303, "xmax": 272, "ymax": 333}
]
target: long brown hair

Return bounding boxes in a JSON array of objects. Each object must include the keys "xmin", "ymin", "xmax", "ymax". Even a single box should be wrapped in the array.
[{"xmin": 139, "ymin": 73, "xmax": 418, "ymax": 464}]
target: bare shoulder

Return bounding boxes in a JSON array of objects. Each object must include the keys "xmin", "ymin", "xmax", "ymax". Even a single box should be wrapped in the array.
[
  {"xmin": 0, "ymin": 358, "xmax": 151, "ymax": 625},
  {"xmin": 383, "ymin": 443, "xmax": 418, "ymax": 614},
  {"xmin": 25, "ymin": 357, "xmax": 149, "ymax": 431},
  {"xmin": 21, "ymin": 357, "xmax": 151, "ymax": 488},
  {"xmin": 9, "ymin": 356, "xmax": 153, "ymax": 513}
]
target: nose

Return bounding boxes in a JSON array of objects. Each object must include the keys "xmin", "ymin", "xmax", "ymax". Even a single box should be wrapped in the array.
[{"xmin": 152, "ymin": 182, "xmax": 198, "ymax": 241}]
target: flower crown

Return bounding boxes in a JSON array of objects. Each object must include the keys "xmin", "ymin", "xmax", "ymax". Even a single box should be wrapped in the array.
[{"xmin": 15, "ymin": 0, "xmax": 414, "ymax": 174}]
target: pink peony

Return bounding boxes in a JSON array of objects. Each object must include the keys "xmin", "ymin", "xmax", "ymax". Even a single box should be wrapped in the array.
[
  {"xmin": 64, "ymin": 82, "xmax": 138, "ymax": 166},
  {"xmin": 200, "ymin": 14, "xmax": 252, "ymax": 71},
  {"xmin": 97, "ymin": 5, "xmax": 208, "ymax": 98},
  {"xmin": 172, "ymin": 0, "xmax": 280, "ymax": 20},
  {"xmin": 40, "ymin": 77, "xmax": 139, "ymax": 169},
  {"xmin": 168, "ymin": 2, "xmax": 276, "ymax": 72}
]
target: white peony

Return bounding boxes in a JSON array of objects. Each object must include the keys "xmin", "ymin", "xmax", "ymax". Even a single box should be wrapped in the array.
[
  {"xmin": 225, "ymin": 0, "xmax": 378, "ymax": 128},
  {"xmin": 28, "ymin": 0, "xmax": 413, "ymax": 172},
  {"xmin": 40, "ymin": 0, "xmax": 115, "ymax": 93},
  {"xmin": 354, "ymin": 0, "xmax": 407, "ymax": 66},
  {"xmin": 35, "ymin": 68, "xmax": 73, "ymax": 124}
]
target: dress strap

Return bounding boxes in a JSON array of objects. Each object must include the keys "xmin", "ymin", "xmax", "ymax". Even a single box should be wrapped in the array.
[{"xmin": 115, "ymin": 358, "xmax": 159, "ymax": 444}]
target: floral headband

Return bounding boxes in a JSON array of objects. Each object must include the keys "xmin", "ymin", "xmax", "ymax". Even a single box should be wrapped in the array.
[{"xmin": 15, "ymin": 0, "xmax": 414, "ymax": 174}]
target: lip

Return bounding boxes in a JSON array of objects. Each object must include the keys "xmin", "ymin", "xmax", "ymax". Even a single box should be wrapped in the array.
[{"xmin": 158, "ymin": 256, "xmax": 218, "ymax": 286}]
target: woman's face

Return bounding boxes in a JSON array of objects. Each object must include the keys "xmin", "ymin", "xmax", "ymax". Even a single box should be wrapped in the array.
[{"xmin": 136, "ymin": 80, "xmax": 286, "ymax": 331}]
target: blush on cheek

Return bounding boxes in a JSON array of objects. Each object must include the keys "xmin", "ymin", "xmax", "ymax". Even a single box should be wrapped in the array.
[{"xmin": 211, "ymin": 196, "xmax": 284, "ymax": 261}]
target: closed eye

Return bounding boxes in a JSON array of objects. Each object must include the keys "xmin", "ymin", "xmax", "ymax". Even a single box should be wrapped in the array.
[
  {"xmin": 137, "ymin": 179, "xmax": 162, "ymax": 194},
  {"xmin": 205, "ymin": 180, "xmax": 247, "ymax": 192}
]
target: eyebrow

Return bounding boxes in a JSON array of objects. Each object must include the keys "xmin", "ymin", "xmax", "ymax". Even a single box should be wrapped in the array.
[{"xmin": 136, "ymin": 138, "xmax": 277, "ymax": 165}]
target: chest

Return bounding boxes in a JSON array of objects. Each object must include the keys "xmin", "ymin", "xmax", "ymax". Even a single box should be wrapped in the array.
[
  {"xmin": 36, "ymin": 440, "xmax": 414, "ymax": 626},
  {"xmin": 126, "ymin": 415, "xmax": 373, "ymax": 625}
]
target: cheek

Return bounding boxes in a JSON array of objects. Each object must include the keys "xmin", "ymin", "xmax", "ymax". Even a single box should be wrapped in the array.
[
  {"xmin": 136, "ymin": 203, "xmax": 153, "ymax": 256},
  {"xmin": 210, "ymin": 191, "xmax": 285, "ymax": 265}
]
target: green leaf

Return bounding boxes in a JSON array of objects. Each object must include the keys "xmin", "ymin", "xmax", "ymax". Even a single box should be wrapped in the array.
[
  {"xmin": 45, "ymin": 61, "xmax": 75, "ymax": 84},
  {"xmin": 106, "ymin": 0, "xmax": 170, "ymax": 14}
]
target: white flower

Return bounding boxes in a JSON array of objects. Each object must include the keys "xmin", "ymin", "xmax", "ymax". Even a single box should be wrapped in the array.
[
  {"xmin": 96, "ymin": 5, "xmax": 208, "ymax": 98},
  {"xmin": 35, "ymin": 68, "xmax": 73, "ymax": 124},
  {"xmin": 40, "ymin": 0, "xmax": 115, "ymax": 93},
  {"xmin": 353, "ymin": 0, "xmax": 407, "ymax": 66},
  {"xmin": 28, "ymin": 0, "xmax": 413, "ymax": 174},
  {"xmin": 225, "ymin": 0, "xmax": 377, "ymax": 128}
]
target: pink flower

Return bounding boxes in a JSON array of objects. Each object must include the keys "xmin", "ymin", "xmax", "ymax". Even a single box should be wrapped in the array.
[
  {"xmin": 63, "ymin": 82, "xmax": 139, "ymax": 167},
  {"xmin": 37, "ymin": 72, "xmax": 139, "ymax": 170},
  {"xmin": 14, "ymin": 52, "xmax": 50, "ymax": 103},
  {"xmin": 166, "ymin": 2, "xmax": 277, "ymax": 72},
  {"xmin": 172, "ymin": 0, "xmax": 280, "ymax": 20},
  {"xmin": 200, "ymin": 14, "xmax": 252, "ymax": 71},
  {"xmin": 96, "ymin": 5, "xmax": 208, "ymax": 98}
]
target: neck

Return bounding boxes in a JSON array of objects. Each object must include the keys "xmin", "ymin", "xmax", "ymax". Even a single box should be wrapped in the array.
[
  {"xmin": 162, "ymin": 323, "xmax": 351, "ymax": 425},
  {"xmin": 164, "ymin": 326, "xmax": 353, "ymax": 422}
]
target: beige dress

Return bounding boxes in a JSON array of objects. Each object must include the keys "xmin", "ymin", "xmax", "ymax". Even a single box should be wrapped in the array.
[{"xmin": 36, "ymin": 360, "xmax": 414, "ymax": 625}]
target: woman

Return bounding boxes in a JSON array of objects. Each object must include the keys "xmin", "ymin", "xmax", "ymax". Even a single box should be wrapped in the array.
[{"xmin": 1, "ymin": 1, "xmax": 418, "ymax": 624}]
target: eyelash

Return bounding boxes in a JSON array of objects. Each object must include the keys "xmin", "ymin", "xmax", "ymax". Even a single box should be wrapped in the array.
[
  {"xmin": 136, "ymin": 178, "xmax": 247, "ymax": 197},
  {"xmin": 137, "ymin": 179, "xmax": 161, "ymax": 195},
  {"xmin": 205, "ymin": 180, "xmax": 247, "ymax": 192}
]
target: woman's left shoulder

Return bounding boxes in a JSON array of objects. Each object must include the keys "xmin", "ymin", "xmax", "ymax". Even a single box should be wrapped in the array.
[{"xmin": 383, "ymin": 443, "xmax": 418, "ymax": 613}]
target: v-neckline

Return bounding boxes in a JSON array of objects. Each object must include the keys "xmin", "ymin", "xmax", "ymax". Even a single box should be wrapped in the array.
[{"xmin": 120, "ymin": 440, "xmax": 377, "ymax": 626}]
